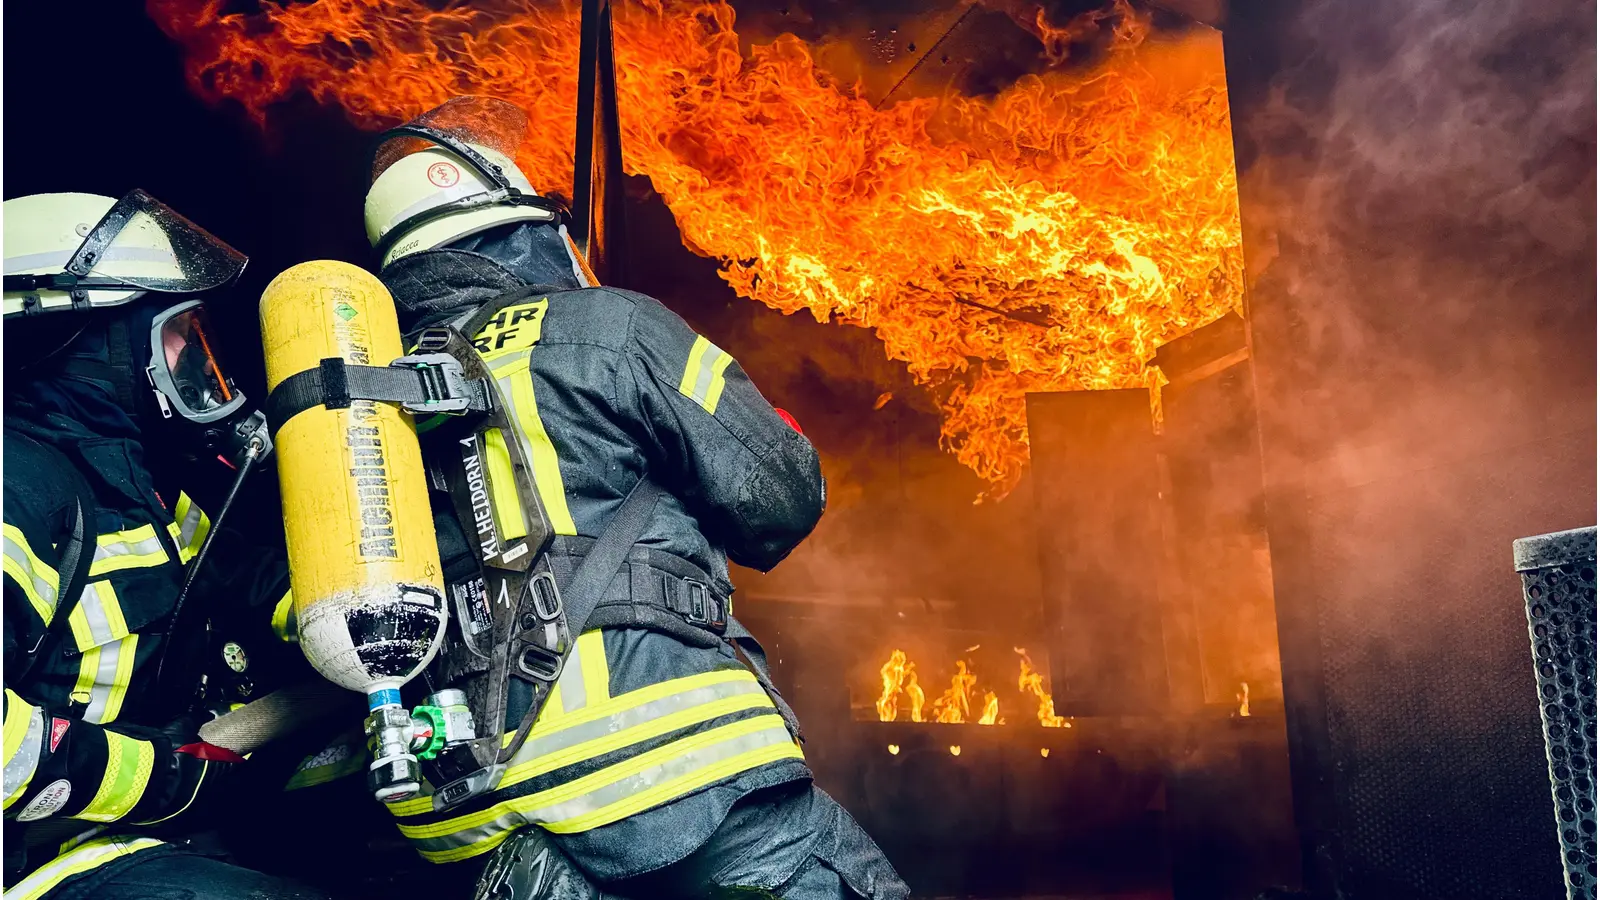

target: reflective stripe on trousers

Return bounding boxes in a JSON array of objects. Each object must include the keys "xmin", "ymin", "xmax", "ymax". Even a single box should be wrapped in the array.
[{"xmin": 2, "ymin": 836, "xmax": 166, "ymax": 900}]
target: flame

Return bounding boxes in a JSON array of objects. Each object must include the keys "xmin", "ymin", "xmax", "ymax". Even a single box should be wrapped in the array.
[
  {"xmin": 949, "ymin": 745, "xmax": 962, "ymax": 757},
  {"xmin": 1237, "ymin": 681, "xmax": 1251, "ymax": 717},
  {"xmin": 904, "ymin": 667, "xmax": 925, "ymax": 723},
  {"xmin": 887, "ymin": 743, "xmax": 900, "ymax": 755},
  {"xmin": 933, "ymin": 660, "xmax": 978, "ymax": 724},
  {"xmin": 876, "ymin": 649, "xmax": 927, "ymax": 723},
  {"xmin": 148, "ymin": 0, "xmax": 1243, "ymax": 495},
  {"xmin": 977, "ymin": 690, "xmax": 1001, "ymax": 726},
  {"xmin": 874, "ymin": 647, "xmax": 1072, "ymax": 727},
  {"xmin": 1040, "ymin": 747, "xmax": 1050, "ymax": 758},
  {"xmin": 1015, "ymin": 648, "xmax": 1069, "ymax": 728},
  {"xmin": 876, "ymin": 649, "xmax": 909, "ymax": 721}
]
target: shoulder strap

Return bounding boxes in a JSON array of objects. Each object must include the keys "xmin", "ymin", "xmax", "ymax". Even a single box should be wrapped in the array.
[
  {"xmin": 559, "ymin": 478, "xmax": 666, "ymax": 636},
  {"xmin": 495, "ymin": 478, "xmax": 664, "ymax": 766}
]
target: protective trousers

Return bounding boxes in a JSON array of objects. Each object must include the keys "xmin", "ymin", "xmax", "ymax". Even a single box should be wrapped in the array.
[
  {"xmin": 474, "ymin": 781, "xmax": 908, "ymax": 900},
  {"xmin": 603, "ymin": 782, "xmax": 908, "ymax": 900},
  {"xmin": 15, "ymin": 840, "xmax": 335, "ymax": 900}
]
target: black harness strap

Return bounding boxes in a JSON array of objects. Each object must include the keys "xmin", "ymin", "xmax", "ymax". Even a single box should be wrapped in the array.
[
  {"xmin": 496, "ymin": 478, "xmax": 666, "ymax": 764},
  {"xmin": 265, "ymin": 356, "xmax": 492, "ymax": 436}
]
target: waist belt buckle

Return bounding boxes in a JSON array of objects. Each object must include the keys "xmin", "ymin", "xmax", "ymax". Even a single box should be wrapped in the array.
[
  {"xmin": 391, "ymin": 352, "xmax": 478, "ymax": 416},
  {"xmin": 682, "ymin": 579, "xmax": 726, "ymax": 632}
]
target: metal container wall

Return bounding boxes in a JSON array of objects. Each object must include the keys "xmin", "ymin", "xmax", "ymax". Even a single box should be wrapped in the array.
[{"xmin": 1515, "ymin": 527, "xmax": 1598, "ymax": 900}]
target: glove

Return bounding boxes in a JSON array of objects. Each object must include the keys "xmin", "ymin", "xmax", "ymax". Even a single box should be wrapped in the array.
[{"xmin": 132, "ymin": 719, "xmax": 245, "ymax": 831}]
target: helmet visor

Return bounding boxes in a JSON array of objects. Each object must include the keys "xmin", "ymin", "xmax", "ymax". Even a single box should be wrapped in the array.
[
  {"xmin": 149, "ymin": 300, "xmax": 246, "ymax": 423},
  {"xmin": 87, "ymin": 190, "xmax": 248, "ymax": 294},
  {"xmin": 371, "ymin": 96, "xmax": 529, "ymax": 185}
]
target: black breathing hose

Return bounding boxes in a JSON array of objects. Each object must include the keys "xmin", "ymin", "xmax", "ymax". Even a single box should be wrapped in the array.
[{"xmin": 153, "ymin": 431, "xmax": 269, "ymax": 705}]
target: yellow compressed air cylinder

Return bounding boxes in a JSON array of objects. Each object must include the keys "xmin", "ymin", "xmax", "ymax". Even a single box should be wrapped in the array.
[{"xmin": 260, "ymin": 260, "xmax": 445, "ymax": 700}]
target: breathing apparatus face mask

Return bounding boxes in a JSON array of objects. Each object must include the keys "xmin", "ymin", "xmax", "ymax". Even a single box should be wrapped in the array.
[{"xmin": 143, "ymin": 299, "xmax": 269, "ymax": 469}]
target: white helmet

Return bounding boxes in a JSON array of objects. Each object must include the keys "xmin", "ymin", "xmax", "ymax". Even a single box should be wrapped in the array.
[
  {"xmin": 365, "ymin": 97, "xmax": 566, "ymax": 269},
  {"xmin": 3, "ymin": 190, "xmax": 247, "ymax": 319}
]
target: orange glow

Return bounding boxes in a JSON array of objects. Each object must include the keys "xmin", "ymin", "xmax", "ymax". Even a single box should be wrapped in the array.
[{"xmin": 148, "ymin": 0, "xmax": 1243, "ymax": 495}]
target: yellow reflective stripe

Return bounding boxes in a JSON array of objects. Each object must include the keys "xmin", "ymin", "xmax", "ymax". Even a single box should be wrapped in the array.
[
  {"xmin": 4, "ymin": 836, "xmax": 166, "ymax": 900},
  {"xmin": 501, "ymin": 361, "xmax": 576, "ymax": 536},
  {"xmin": 3, "ymin": 690, "xmax": 36, "ymax": 763},
  {"xmin": 3, "ymin": 523, "xmax": 59, "ymax": 624},
  {"xmin": 99, "ymin": 635, "xmax": 139, "ymax": 724},
  {"xmin": 386, "ymin": 669, "xmax": 766, "ymax": 818},
  {"xmin": 578, "ymin": 631, "xmax": 609, "ymax": 707},
  {"xmin": 271, "ymin": 591, "xmax": 297, "ymax": 643},
  {"xmin": 402, "ymin": 714, "xmax": 801, "ymax": 861},
  {"xmin": 67, "ymin": 582, "xmax": 133, "ymax": 724},
  {"xmin": 167, "ymin": 493, "xmax": 210, "ymax": 564},
  {"xmin": 482, "ymin": 428, "xmax": 529, "ymax": 540},
  {"xmin": 678, "ymin": 335, "xmax": 712, "ymax": 397},
  {"xmin": 475, "ymin": 299, "xmax": 548, "ymax": 363},
  {"xmin": 702, "ymin": 352, "xmax": 735, "ymax": 415},
  {"xmin": 77, "ymin": 732, "xmax": 155, "ymax": 822},
  {"xmin": 677, "ymin": 336, "xmax": 735, "ymax": 414},
  {"xmin": 395, "ymin": 690, "xmax": 776, "ymax": 824},
  {"xmin": 3, "ymin": 691, "xmax": 44, "ymax": 810},
  {"xmin": 285, "ymin": 742, "xmax": 363, "ymax": 790},
  {"xmin": 88, "ymin": 524, "xmax": 167, "ymax": 576},
  {"xmin": 551, "ymin": 719, "xmax": 801, "ymax": 834}
]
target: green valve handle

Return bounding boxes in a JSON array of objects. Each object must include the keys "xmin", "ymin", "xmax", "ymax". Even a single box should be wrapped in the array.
[{"xmin": 411, "ymin": 705, "xmax": 448, "ymax": 760}]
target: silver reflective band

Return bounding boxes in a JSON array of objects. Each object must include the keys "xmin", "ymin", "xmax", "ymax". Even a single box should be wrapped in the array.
[
  {"xmin": 4, "ymin": 836, "xmax": 166, "ymax": 900},
  {"xmin": 506, "ymin": 677, "xmax": 767, "ymax": 772},
  {"xmin": 3, "ymin": 534, "xmax": 58, "ymax": 617},
  {"xmin": 557, "ymin": 641, "xmax": 588, "ymax": 715},
  {"xmin": 91, "ymin": 531, "xmax": 166, "ymax": 573},
  {"xmin": 404, "ymin": 714, "xmax": 794, "ymax": 853},
  {"xmin": 688, "ymin": 344, "xmax": 730, "ymax": 409},
  {"xmin": 3, "ymin": 706, "xmax": 45, "ymax": 802},
  {"xmin": 74, "ymin": 584, "xmax": 127, "ymax": 725},
  {"xmin": 4, "ymin": 247, "xmax": 176, "ymax": 275},
  {"xmin": 175, "ymin": 500, "xmax": 206, "ymax": 551}
]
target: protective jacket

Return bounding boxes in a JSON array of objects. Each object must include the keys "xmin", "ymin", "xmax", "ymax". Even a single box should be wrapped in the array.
[
  {"xmin": 374, "ymin": 244, "xmax": 825, "ymax": 881},
  {"xmin": 1, "ymin": 375, "xmax": 294, "ymax": 897}
]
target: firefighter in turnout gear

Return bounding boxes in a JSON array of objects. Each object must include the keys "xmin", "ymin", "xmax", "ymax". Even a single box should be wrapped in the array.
[
  {"xmin": 1, "ymin": 192, "xmax": 333, "ymax": 900},
  {"xmin": 358, "ymin": 98, "xmax": 908, "ymax": 899}
]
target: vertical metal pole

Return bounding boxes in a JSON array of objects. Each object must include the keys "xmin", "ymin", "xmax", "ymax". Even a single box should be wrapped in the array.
[{"xmin": 571, "ymin": 0, "xmax": 627, "ymax": 288}]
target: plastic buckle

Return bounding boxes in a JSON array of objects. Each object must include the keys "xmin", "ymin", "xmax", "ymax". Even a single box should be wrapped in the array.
[
  {"xmin": 391, "ymin": 353, "xmax": 474, "ymax": 415},
  {"xmin": 682, "ymin": 580, "xmax": 726, "ymax": 631}
]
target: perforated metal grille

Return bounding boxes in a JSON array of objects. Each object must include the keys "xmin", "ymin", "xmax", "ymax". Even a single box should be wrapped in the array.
[
  {"xmin": 1517, "ymin": 527, "xmax": 1598, "ymax": 900},
  {"xmin": 1300, "ymin": 432, "xmax": 1583, "ymax": 900}
]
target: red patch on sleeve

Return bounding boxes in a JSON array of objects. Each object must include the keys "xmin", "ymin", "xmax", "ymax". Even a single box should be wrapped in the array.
[
  {"xmin": 774, "ymin": 408, "xmax": 803, "ymax": 434},
  {"xmin": 48, "ymin": 718, "xmax": 70, "ymax": 753}
]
